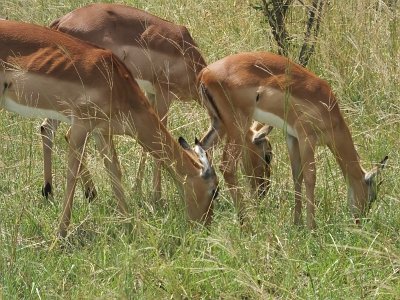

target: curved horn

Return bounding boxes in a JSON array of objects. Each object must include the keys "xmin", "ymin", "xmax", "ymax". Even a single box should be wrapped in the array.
[{"xmin": 365, "ymin": 155, "xmax": 389, "ymax": 183}]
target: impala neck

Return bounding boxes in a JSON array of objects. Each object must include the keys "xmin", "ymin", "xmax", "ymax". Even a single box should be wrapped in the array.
[
  {"xmin": 328, "ymin": 117, "xmax": 368, "ymax": 212},
  {"xmin": 137, "ymin": 119, "xmax": 202, "ymax": 179},
  {"xmin": 118, "ymin": 109, "xmax": 202, "ymax": 183},
  {"xmin": 110, "ymin": 57, "xmax": 204, "ymax": 185}
]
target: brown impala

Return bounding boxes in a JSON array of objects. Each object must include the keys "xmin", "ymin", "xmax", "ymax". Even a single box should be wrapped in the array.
[
  {"xmin": 40, "ymin": 3, "xmax": 272, "ymax": 202},
  {"xmin": 198, "ymin": 52, "xmax": 387, "ymax": 229},
  {"xmin": 0, "ymin": 20, "xmax": 219, "ymax": 237}
]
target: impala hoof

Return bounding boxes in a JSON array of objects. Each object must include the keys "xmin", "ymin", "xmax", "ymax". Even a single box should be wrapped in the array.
[
  {"xmin": 84, "ymin": 187, "xmax": 97, "ymax": 202},
  {"xmin": 41, "ymin": 182, "xmax": 52, "ymax": 198},
  {"xmin": 257, "ymin": 183, "xmax": 267, "ymax": 199}
]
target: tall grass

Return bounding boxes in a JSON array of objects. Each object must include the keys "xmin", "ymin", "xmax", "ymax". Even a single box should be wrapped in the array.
[{"xmin": 0, "ymin": 0, "xmax": 399, "ymax": 298}]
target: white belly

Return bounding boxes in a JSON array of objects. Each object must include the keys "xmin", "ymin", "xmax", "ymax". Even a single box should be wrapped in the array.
[
  {"xmin": 2, "ymin": 96, "xmax": 71, "ymax": 123},
  {"xmin": 253, "ymin": 108, "xmax": 298, "ymax": 138}
]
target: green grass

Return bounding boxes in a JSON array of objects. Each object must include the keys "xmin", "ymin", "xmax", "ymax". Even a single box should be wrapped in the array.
[{"xmin": 0, "ymin": 0, "xmax": 399, "ymax": 298}]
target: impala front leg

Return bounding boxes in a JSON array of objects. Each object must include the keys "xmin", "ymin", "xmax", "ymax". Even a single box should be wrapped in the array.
[
  {"xmin": 133, "ymin": 92, "xmax": 156, "ymax": 195},
  {"xmin": 151, "ymin": 88, "xmax": 173, "ymax": 204},
  {"xmin": 65, "ymin": 127, "xmax": 97, "ymax": 201},
  {"xmin": 40, "ymin": 118, "xmax": 60, "ymax": 198},
  {"xmin": 93, "ymin": 132, "xmax": 129, "ymax": 216},
  {"xmin": 133, "ymin": 88, "xmax": 172, "ymax": 204},
  {"xmin": 58, "ymin": 125, "xmax": 90, "ymax": 238},
  {"xmin": 286, "ymin": 134, "xmax": 304, "ymax": 226},
  {"xmin": 221, "ymin": 138, "xmax": 245, "ymax": 221}
]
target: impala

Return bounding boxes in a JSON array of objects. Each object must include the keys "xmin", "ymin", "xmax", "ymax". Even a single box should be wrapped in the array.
[
  {"xmin": 198, "ymin": 52, "xmax": 387, "ymax": 229},
  {"xmin": 40, "ymin": 3, "xmax": 272, "ymax": 202},
  {"xmin": 0, "ymin": 20, "xmax": 219, "ymax": 237}
]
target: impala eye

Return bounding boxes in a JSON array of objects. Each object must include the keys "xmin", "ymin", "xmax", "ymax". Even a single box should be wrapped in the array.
[{"xmin": 3, "ymin": 82, "xmax": 12, "ymax": 93}]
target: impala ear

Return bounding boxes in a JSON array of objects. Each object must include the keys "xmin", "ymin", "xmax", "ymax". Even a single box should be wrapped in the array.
[
  {"xmin": 365, "ymin": 155, "xmax": 388, "ymax": 184},
  {"xmin": 179, "ymin": 137, "xmax": 213, "ymax": 178},
  {"xmin": 379, "ymin": 155, "xmax": 389, "ymax": 169},
  {"xmin": 194, "ymin": 142, "xmax": 213, "ymax": 178},
  {"xmin": 365, "ymin": 171, "xmax": 376, "ymax": 184},
  {"xmin": 178, "ymin": 136, "xmax": 191, "ymax": 150},
  {"xmin": 252, "ymin": 125, "xmax": 273, "ymax": 145}
]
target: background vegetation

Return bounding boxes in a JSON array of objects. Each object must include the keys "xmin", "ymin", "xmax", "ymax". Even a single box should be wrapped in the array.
[{"xmin": 0, "ymin": 0, "xmax": 399, "ymax": 298}]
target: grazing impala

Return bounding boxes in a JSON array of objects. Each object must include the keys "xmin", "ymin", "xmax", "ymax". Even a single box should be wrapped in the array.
[
  {"xmin": 0, "ymin": 20, "xmax": 219, "ymax": 237},
  {"xmin": 198, "ymin": 52, "xmax": 387, "ymax": 229},
  {"xmin": 40, "ymin": 3, "xmax": 272, "ymax": 202}
]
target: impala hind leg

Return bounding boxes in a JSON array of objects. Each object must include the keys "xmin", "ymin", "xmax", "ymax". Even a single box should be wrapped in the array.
[
  {"xmin": 58, "ymin": 125, "xmax": 90, "ymax": 238},
  {"xmin": 286, "ymin": 134, "xmax": 304, "ymax": 226},
  {"xmin": 40, "ymin": 118, "xmax": 60, "ymax": 198},
  {"xmin": 93, "ymin": 133, "xmax": 129, "ymax": 216},
  {"xmin": 65, "ymin": 128, "xmax": 97, "ymax": 201}
]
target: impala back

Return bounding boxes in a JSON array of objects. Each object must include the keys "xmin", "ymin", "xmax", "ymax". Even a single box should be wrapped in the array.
[
  {"xmin": 0, "ymin": 20, "xmax": 132, "ymax": 125},
  {"xmin": 50, "ymin": 3, "xmax": 206, "ymax": 102}
]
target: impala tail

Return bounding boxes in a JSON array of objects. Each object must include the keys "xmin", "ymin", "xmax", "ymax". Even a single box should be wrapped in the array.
[
  {"xmin": 199, "ymin": 81, "xmax": 222, "ymax": 122},
  {"xmin": 49, "ymin": 17, "xmax": 61, "ymax": 29}
]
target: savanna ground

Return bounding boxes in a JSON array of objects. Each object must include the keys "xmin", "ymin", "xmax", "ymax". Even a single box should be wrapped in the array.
[{"xmin": 0, "ymin": 0, "xmax": 399, "ymax": 298}]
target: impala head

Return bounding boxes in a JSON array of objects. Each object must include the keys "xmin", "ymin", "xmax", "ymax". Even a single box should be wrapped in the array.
[
  {"xmin": 178, "ymin": 137, "xmax": 219, "ymax": 225},
  {"xmin": 364, "ymin": 155, "xmax": 389, "ymax": 212},
  {"xmin": 348, "ymin": 155, "xmax": 389, "ymax": 219}
]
